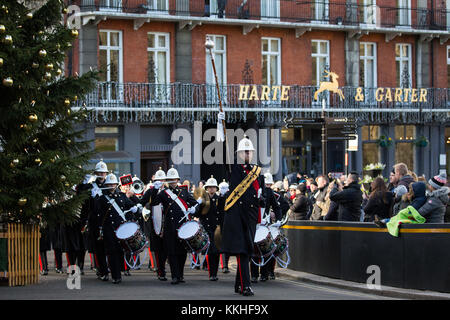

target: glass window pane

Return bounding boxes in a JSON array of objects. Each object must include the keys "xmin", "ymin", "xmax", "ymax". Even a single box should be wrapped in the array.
[
  {"xmin": 95, "ymin": 137, "xmax": 119, "ymax": 152},
  {"xmin": 148, "ymin": 34, "xmax": 155, "ymax": 48},
  {"xmin": 405, "ymin": 125, "xmax": 415, "ymax": 140},
  {"xmin": 395, "ymin": 44, "xmax": 400, "ymax": 57},
  {"xmin": 99, "ymin": 32, "xmax": 107, "ymax": 46},
  {"xmin": 359, "ymin": 60, "xmax": 365, "ymax": 87},
  {"xmin": 110, "ymin": 32, "xmax": 119, "ymax": 47},
  {"xmin": 215, "ymin": 53, "xmax": 223, "ymax": 84},
  {"xmin": 360, "ymin": 43, "xmax": 365, "ymax": 56},
  {"xmin": 158, "ymin": 35, "xmax": 166, "ymax": 48},
  {"xmin": 271, "ymin": 39, "xmax": 279, "ymax": 52},
  {"xmin": 99, "ymin": 50, "xmax": 107, "ymax": 81},
  {"xmin": 362, "ymin": 126, "xmax": 369, "ymax": 141},
  {"xmin": 320, "ymin": 41, "xmax": 327, "ymax": 54},
  {"xmin": 157, "ymin": 52, "xmax": 167, "ymax": 84},
  {"xmin": 363, "ymin": 143, "xmax": 380, "ymax": 167},
  {"xmin": 366, "ymin": 59, "xmax": 374, "ymax": 87},
  {"xmin": 395, "ymin": 143, "xmax": 414, "ymax": 171},
  {"xmin": 148, "ymin": 52, "xmax": 156, "ymax": 83},
  {"xmin": 262, "ymin": 39, "xmax": 269, "ymax": 52},
  {"xmin": 369, "ymin": 125, "xmax": 379, "ymax": 140},
  {"xmin": 395, "ymin": 125, "xmax": 404, "ymax": 140},
  {"xmin": 95, "ymin": 126, "xmax": 119, "ymax": 134},
  {"xmin": 312, "ymin": 58, "xmax": 317, "ymax": 85},
  {"xmin": 312, "ymin": 41, "xmax": 318, "ymax": 54},
  {"xmin": 110, "ymin": 50, "xmax": 119, "ymax": 82},
  {"xmin": 367, "ymin": 43, "xmax": 374, "ymax": 57},
  {"xmin": 216, "ymin": 37, "xmax": 224, "ymax": 50},
  {"xmin": 448, "ymin": 64, "xmax": 450, "ymax": 88},
  {"xmin": 262, "ymin": 55, "xmax": 268, "ymax": 85},
  {"xmin": 270, "ymin": 55, "xmax": 278, "ymax": 85}
]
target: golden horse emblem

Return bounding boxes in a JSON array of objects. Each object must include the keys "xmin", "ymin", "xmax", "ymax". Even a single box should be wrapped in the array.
[{"xmin": 314, "ymin": 70, "xmax": 345, "ymax": 101}]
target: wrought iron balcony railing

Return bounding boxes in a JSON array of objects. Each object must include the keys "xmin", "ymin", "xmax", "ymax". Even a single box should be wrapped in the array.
[
  {"xmin": 73, "ymin": 0, "xmax": 450, "ymax": 31},
  {"xmin": 77, "ymin": 82, "xmax": 450, "ymax": 123}
]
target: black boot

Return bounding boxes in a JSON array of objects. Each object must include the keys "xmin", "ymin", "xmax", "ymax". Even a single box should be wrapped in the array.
[{"xmin": 242, "ymin": 287, "xmax": 254, "ymax": 296}]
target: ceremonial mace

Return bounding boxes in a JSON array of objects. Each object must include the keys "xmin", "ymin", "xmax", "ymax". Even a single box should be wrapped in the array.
[{"xmin": 205, "ymin": 36, "xmax": 231, "ymax": 171}]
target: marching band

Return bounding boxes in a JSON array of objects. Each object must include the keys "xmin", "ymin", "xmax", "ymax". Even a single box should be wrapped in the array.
[{"xmin": 39, "ymin": 137, "xmax": 290, "ymax": 296}]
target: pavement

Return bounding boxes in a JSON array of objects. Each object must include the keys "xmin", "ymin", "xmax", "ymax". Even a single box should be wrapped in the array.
[{"xmin": 275, "ymin": 268, "xmax": 450, "ymax": 300}]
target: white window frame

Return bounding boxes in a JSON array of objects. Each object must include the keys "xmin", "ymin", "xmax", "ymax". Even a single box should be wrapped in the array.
[
  {"xmin": 447, "ymin": 0, "xmax": 450, "ymax": 29},
  {"xmin": 361, "ymin": 0, "xmax": 377, "ymax": 26},
  {"xmin": 312, "ymin": 40, "xmax": 330, "ymax": 105},
  {"xmin": 99, "ymin": 0, "xmax": 122, "ymax": 12},
  {"xmin": 261, "ymin": 37, "xmax": 281, "ymax": 86},
  {"xmin": 261, "ymin": 0, "xmax": 280, "ymax": 21},
  {"xmin": 146, "ymin": 0, "xmax": 169, "ymax": 14},
  {"xmin": 397, "ymin": 0, "xmax": 411, "ymax": 27},
  {"xmin": 360, "ymin": 42, "xmax": 377, "ymax": 104},
  {"xmin": 147, "ymin": 32, "xmax": 170, "ymax": 102},
  {"xmin": 312, "ymin": 0, "xmax": 329, "ymax": 23},
  {"xmin": 206, "ymin": 34, "xmax": 227, "ymax": 104},
  {"xmin": 99, "ymin": 30, "xmax": 123, "ymax": 102},
  {"xmin": 395, "ymin": 43, "xmax": 412, "ymax": 88}
]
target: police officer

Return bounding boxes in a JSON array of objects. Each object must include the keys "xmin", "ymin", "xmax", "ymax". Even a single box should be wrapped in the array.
[
  {"xmin": 194, "ymin": 176, "xmax": 223, "ymax": 281},
  {"xmin": 220, "ymin": 134, "xmax": 266, "ymax": 297},
  {"xmin": 150, "ymin": 167, "xmax": 201, "ymax": 284},
  {"xmin": 140, "ymin": 168, "xmax": 168, "ymax": 281},
  {"xmin": 250, "ymin": 172, "xmax": 282, "ymax": 282},
  {"xmin": 96, "ymin": 173, "xmax": 139, "ymax": 284}
]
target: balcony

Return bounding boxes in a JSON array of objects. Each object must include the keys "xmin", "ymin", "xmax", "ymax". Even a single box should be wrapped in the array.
[
  {"xmin": 72, "ymin": 1, "xmax": 450, "ymax": 34},
  {"xmin": 77, "ymin": 82, "xmax": 450, "ymax": 124}
]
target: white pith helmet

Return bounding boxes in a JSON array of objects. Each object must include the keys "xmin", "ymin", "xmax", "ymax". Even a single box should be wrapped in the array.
[
  {"xmin": 166, "ymin": 166, "xmax": 180, "ymax": 182},
  {"xmin": 94, "ymin": 160, "xmax": 108, "ymax": 173},
  {"xmin": 154, "ymin": 167, "xmax": 166, "ymax": 181},
  {"xmin": 264, "ymin": 172, "xmax": 274, "ymax": 185},
  {"xmin": 218, "ymin": 179, "xmax": 229, "ymax": 190},
  {"xmin": 204, "ymin": 175, "xmax": 218, "ymax": 189},
  {"xmin": 237, "ymin": 136, "xmax": 255, "ymax": 152},
  {"xmin": 104, "ymin": 173, "xmax": 118, "ymax": 185}
]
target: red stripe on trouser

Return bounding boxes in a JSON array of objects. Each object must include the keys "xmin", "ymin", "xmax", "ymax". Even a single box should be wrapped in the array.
[
  {"xmin": 220, "ymin": 254, "xmax": 223, "ymax": 269},
  {"xmin": 148, "ymin": 248, "xmax": 155, "ymax": 269},
  {"xmin": 66, "ymin": 253, "xmax": 71, "ymax": 267},
  {"xmin": 89, "ymin": 253, "xmax": 93, "ymax": 267},
  {"xmin": 39, "ymin": 254, "xmax": 43, "ymax": 272},
  {"xmin": 206, "ymin": 255, "xmax": 210, "ymax": 277},
  {"xmin": 94, "ymin": 253, "xmax": 99, "ymax": 268},
  {"xmin": 124, "ymin": 258, "xmax": 128, "ymax": 271},
  {"xmin": 237, "ymin": 255, "xmax": 243, "ymax": 293}
]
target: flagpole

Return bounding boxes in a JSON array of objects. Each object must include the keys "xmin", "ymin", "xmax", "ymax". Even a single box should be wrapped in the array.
[{"xmin": 206, "ymin": 36, "xmax": 231, "ymax": 171}]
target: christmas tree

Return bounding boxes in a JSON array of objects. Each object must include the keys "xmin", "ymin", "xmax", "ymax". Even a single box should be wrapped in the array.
[{"xmin": 0, "ymin": 0, "xmax": 97, "ymax": 226}]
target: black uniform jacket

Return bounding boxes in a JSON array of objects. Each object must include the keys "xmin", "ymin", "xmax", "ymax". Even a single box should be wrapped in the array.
[
  {"xmin": 96, "ymin": 189, "xmax": 136, "ymax": 255},
  {"xmin": 150, "ymin": 185, "xmax": 200, "ymax": 255},
  {"xmin": 221, "ymin": 163, "xmax": 266, "ymax": 256}
]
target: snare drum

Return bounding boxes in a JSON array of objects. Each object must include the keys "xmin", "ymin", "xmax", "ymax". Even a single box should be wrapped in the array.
[
  {"xmin": 269, "ymin": 226, "xmax": 288, "ymax": 257},
  {"xmin": 115, "ymin": 221, "xmax": 148, "ymax": 254},
  {"xmin": 253, "ymin": 225, "xmax": 276, "ymax": 258},
  {"xmin": 177, "ymin": 220, "xmax": 210, "ymax": 253},
  {"xmin": 152, "ymin": 204, "xmax": 164, "ymax": 237}
]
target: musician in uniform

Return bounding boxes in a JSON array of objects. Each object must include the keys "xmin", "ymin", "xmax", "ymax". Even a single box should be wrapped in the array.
[
  {"xmin": 217, "ymin": 180, "xmax": 230, "ymax": 274},
  {"xmin": 220, "ymin": 134, "xmax": 266, "ymax": 296},
  {"xmin": 139, "ymin": 168, "xmax": 168, "ymax": 281},
  {"xmin": 250, "ymin": 172, "xmax": 282, "ymax": 282},
  {"xmin": 149, "ymin": 167, "xmax": 201, "ymax": 284},
  {"xmin": 86, "ymin": 161, "xmax": 110, "ymax": 281},
  {"xmin": 96, "ymin": 173, "xmax": 139, "ymax": 284},
  {"xmin": 193, "ymin": 176, "xmax": 223, "ymax": 281}
]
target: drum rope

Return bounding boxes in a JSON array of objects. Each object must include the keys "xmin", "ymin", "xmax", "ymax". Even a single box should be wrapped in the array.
[
  {"xmin": 189, "ymin": 240, "xmax": 210, "ymax": 269},
  {"xmin": 124, "ymin": 246, "xmax": 149, "ymax": 270},
  {"xmin": 275, "ymin": 250, "xmax": 291, "ymax": 269}
]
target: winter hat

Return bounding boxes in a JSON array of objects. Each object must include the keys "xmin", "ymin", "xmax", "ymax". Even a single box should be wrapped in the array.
[{"xmin": 429, "ymin": 172, "xmax": 447, "ymax": 190}]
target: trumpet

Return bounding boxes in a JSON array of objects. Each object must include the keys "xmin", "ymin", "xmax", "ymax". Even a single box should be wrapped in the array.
[{"xmin": 131, "ymin": 177, "xmax": 145, "ymax": 195}]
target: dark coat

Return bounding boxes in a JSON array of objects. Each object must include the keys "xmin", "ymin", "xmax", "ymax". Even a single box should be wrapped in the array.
[
  {"xmin": 221, "ymin": 163, "xmax": 266, "ymax": 256},
  {"xmin": 152, "ymin": 185, "xmax": 199, "ymax": 255},
  {"xmin": 274, "ymin": 191, "xmax": 290, "ymax": 221},
  {"xmin": 290, "ymin": 193, "xmax": 309, "ymax": 220},
  {"xmin": 139, "ymin": 187, "xmax": 166, "ymax": 252},
  {"xmin": 96, "ymin": 190, "xmax": 136, "ymax": 255},
  {"xmin": 363, "ymin": 191, "xmax": 394, "ymax": 222},
  {"xmin": 39, "ymin": 226, "xmax": 51, "ymax": 252},
  {"xmin": 311, "ymin": 185, "xmax": 328, "ymax": 220},
  {"xmin": 86, "ymin": 178, "xmax": 106, "ymax": 251},
  {"xmin": 329, "ymin": 182, "xmax": 363, "ymax": 222},
  {"xmin": 264, "ymin": 188, "xmax": 282, "ymax": 222},
  {"xmin": 194, "ymin": 193, "xmax": 223, "ymax": 255}
]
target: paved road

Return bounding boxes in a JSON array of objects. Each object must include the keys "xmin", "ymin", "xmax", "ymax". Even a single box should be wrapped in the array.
[{"xmin": 0, "ymin": 256, "xmax": 392, "ymax": 300}]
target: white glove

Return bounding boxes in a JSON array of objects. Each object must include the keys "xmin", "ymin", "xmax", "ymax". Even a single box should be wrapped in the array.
[
  {"xmin": 187, "ymin": 206, "xmax": 196, "ymax": 214},
  {"xmin": 136, "ymin": 203, "xmax": 143, "ymax": 209},
  {"xmin": 220, "ymin": 186, "xmax": 228, "ymax": 196},
  {"xmin": 257, "ymin": 188, "xmax": 262, "ymax": 199},
  {"xmin": 272, "ymin": 221, "xmax": 281, "ymax": 228},
  {"xmin": 218, "ymin": 111, "xmax": 225, "ymax": 121},
  {"xmin": 196, "ymin": 197, "xmax": 203, "ymax": 205},
  {"xmin": 153, "ymin": 181, "xmax": 163, "ymax": 189},
  {"xmin": 91, "ymin": 186, "xmax": 101, "ymax": 198},
  {"xmin": 130, "ymin": 206, "xmax": 138, "ymax": 214}
]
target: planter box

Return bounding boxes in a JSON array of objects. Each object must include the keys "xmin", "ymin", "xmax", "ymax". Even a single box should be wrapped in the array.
[{"xmin": 0, "ymin": 223, "xmax": 40, "ymax": 286}]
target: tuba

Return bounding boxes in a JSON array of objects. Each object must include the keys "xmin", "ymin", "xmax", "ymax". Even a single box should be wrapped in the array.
[{"xmin": 193, "ymin": 187, "xmax": 210, "ymax": 215}]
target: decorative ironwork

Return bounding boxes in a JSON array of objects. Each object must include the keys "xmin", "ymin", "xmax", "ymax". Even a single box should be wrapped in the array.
[{"xmin": 241, "ymin": 59, "xmax": 254, "ymax": 84}]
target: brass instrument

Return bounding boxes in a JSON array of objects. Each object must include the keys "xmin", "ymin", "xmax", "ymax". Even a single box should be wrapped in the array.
[
  {"xmin": 131, "ymin": 177, "xmax": 145, "ymax": 195},
  {"xmin": 193, "ymin": 187, "xmax": 210, "ymax": 215}
]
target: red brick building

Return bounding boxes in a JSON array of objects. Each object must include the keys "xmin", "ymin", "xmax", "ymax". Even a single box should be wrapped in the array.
[{"xmin": 69, "ymin": 0, "xmax": 450, "ymax": 183}]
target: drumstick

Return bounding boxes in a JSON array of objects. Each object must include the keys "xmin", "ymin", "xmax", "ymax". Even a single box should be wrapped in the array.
[{"xmin": 178, "ymin": 203, "xmax": 199, "ymax": 223}]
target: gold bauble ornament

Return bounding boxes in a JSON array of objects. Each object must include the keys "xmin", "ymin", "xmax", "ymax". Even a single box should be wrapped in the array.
[
  {"xmin": 73, "ymin": 95, "xmax": 78, "ymax": 101},
  {"xmin": 67, "ymin": 109, "xmax": 71, "ymax": 116},
  {"xmin": 32, "ymin": 138, "xmax": 38, "ymax": 144},
  {"xmin": 28, "ymin": 114, "xmax": 38, "ymax": 122},
  {"xmin": 64, "ymin": 99, "xmax": 70, "ymax": 106},
  {"xmin": 0, "ymin": 25, "xmax": 5, "ymax": 33},
  {"xmin": 18, "ymin": 198, "xmax": 27, "ymax": 206},
  {"xmin": 45, "ymin": 63, "xmax": 54, "ymax": 70},
  {"xmin": 62, "ymin": 7, "xmax": 68, "ymax": 14},
  {"xmin": 0, "ymin": 57, "xmax": 3, "ymax": 67},
  {"xmin": 56, "ymin": 43, "xmax": 61, "ymax": 50},
  {"xmin": 61, "ymin": 175, "xmax": 66, "ymax": 181},
  {"xmin": 26, "ymin": 12, "xmax": 33, "ymax": 19},
  {"xmin": 56, "ymin": 68, "xmax": 62, "ymax": 76},
  {"xmin": 50, "ymin": 158, "xmax": 55, "ymax": 163},
  {"xmin": 13, "ymin": 159, "xmax": 19, "ymax": 165},
  {"xmin": 32, "ymin": 62, "xmax": 39, "ymax": 69},
  {"xmin": 44, "ymin": 72, "xmax": 52, "ymax": 80},
  {"xmin": 2, "ymin": 77, "xmax": 13, "ymax": 86},
  {"xmin": 66, "ymin": 139, "xmax": 71, "ymax": 144},
  {"xmin": 3, "ymin": 35, "xmax": 12, "ymax": 44},
  {"xmin": 39, "ymin": 49, "xmax": 47, "ymax": 58},
  {"xmin": 65, "ymin": 182, "xmax": 70, "ymax": 187},
  {"xmin": 71, "ymin": 29, "xmax": 78, "ymax": 38},
  {"xmin": 35, "ymin": 158, "xmax": 41, "ymax": 164}
]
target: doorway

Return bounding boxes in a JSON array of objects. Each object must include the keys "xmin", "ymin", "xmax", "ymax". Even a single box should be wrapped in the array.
[{"xmin": 140, "ymin": 152, "xmax": 170, "ymax": 184}]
